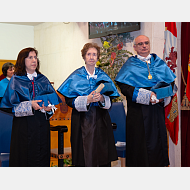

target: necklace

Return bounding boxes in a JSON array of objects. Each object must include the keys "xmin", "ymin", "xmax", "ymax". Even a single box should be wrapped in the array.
[{"xmin": 146, "ymin": 61, "xmax": 152, "ymax": 79}]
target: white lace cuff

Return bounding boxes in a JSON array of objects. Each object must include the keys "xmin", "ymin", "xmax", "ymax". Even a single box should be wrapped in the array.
[
  {"xmin": 136, "ymin": 88, "xmax": 151, "ymax": 105},
  {"xmin": 74, "ymin": 96, "xmax": 88, "ymax": 112},
  {"xmin": 100, "ymin": 95, "xmax": 111, "ymax": 109},
  {"xmin": 14, "ymin": 101, "xmax": 34, "ymax": 117}
]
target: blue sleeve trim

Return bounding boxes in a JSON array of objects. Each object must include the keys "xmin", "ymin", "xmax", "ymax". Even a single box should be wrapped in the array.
[{"xmin": 132, "ymin": 87, "xmax": 139, "ymax": 102}]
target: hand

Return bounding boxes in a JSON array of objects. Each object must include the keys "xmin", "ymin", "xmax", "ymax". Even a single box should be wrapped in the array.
[
  {"xmin": 150, "ymin": 92, "xmax": 157, "ymax": 104},
  {"xmin": 150, "ymin": 92, "xmax": 164, "ymax": 104},
  {"xmin": 42, "ymin": 101, "xmax": 52, "ymax": 112},
  {"xmin": 158, "ymin": 98, "xmax": 164, "ymax": 103},
  {"xmin": 87, "ymin": 91, "xmax": 104, "ymax": 104},
  {"xmin": 31, "ymin": 100, "xmax": 43, "ymax": 110}
]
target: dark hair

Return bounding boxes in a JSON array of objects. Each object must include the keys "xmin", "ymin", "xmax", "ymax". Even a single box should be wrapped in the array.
[
  {"xmin": 14, "ymin": 47, "xmax": 41, "ymax": 76},
  {"xmin": 81, "ymin": 43, "xmax": 100, "ymax": 60},
  {"xmin": 2, "ymin": 62, "xmax": 14, "ymax": 76}
]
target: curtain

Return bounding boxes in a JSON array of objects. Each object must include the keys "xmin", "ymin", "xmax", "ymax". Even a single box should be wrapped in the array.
[{"xmin": 181, "ymin": 22, "xmax": 190, "ymax": 167}]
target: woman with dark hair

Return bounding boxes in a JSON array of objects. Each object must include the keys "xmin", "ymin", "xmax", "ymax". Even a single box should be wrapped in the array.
[
  {"xmin": 0, "ymin": 62, "xmax": 14, "ymax": 101},
  {"xmin": 0, "ymin": 47, "xmax": 61, "ymax": 167},
  {"xmin": 2, "ymin": 62, "xmax": 14, "ymax": 77},
  {"xmin": 57, "ymin": 43, "xmax": 119, "ymax": 167}
]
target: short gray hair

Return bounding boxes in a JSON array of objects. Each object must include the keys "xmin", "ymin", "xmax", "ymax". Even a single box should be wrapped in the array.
[{"xmin": 133, "ymin": 35, "xmax": 150, "ymax": 46}]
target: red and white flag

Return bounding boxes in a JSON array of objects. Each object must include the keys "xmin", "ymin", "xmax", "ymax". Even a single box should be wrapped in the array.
[{"xmin": 163, "ymin": 22, "xmax": 179, "ymax": 145}]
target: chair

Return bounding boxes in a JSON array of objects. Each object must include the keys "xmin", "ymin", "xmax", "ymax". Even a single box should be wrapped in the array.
[
  {"xmin": 0, "ymin": 110, "xmax": 13, "ymax": 167},
  {"xmin": 50, "ymin": 125, "xmax": 69, "ymax": 167},
  {"xmin": 108, "ymin": 102, "xmax": 126, "ymax": 166},
  {"xmin": 50, "ymin": 92, "xmax": 72, "ymax": 167}
]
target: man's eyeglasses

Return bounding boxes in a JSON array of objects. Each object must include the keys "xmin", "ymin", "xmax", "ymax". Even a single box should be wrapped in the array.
[{"xmin": 135, "ymin": 41, "xmax": 149, "ymax": 46}]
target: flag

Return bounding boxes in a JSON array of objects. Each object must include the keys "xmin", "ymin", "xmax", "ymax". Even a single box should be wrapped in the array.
[
  {"xmin": 163, "ymin": 22, "xmax": 179, "ymax": 145},
  {"xmin": 186, "ymin": 54, "xmax": 190, "ymax": 101}
]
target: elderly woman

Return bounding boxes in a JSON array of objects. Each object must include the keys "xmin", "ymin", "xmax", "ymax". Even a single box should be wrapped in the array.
[
  {"xmin": 0, "ymin": 62, "xmax": 14, "ymax": 101},
  {"xmin": 0, "ymin": 47, "xmax": 61, "ymax": 167},
  {"xmin": 57, "ymin": 43, "xmax": 119, "ymax": 167}
]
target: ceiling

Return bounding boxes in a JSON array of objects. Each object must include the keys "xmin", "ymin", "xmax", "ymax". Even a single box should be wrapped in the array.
[{"xmin": 0, "ymin": 22, "xmax": 44, "ymax": 26}]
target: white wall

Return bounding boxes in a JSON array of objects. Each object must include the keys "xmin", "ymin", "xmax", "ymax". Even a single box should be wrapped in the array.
[
  {"xmin": 0, "ymin": 23, "xmax": 34, "ymax": 60},
  {"xmin": 34, "ymin": 22, "xmax": 99, "ymax": 89}
]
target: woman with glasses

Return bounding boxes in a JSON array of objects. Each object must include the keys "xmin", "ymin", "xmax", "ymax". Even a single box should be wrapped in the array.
[
  {"xmin": 0, "ymin": 47, "xmax": 61, "ymax": 167},
  {"xmin": 58, "ymin": 43, "xmax": 119, "ymax": 167}
]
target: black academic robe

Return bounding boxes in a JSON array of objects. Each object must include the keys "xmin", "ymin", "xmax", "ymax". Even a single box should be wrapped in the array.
[
  {"xmin": 57, "ymin": 66, "xmax": 119, "ymax": 167},
  {"xmin": 115, "ymin": 54, "xmax": 176, "ymax": 167},
  {"xmin": 0, "ymin": 73, "xmax": 61, "ymax": 167},
  {"xmin": 65, "ymin": 97, "xmax": 118, "ymax": 167},
  {"xmin": 117, "ymin": 83, "xmax": 170, "ymax": 167},
  {"xmin": 9, "ymin": 110, "xmax": 50, "ymax": 167}
]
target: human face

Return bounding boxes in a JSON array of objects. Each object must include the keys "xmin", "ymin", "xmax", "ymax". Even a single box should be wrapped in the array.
[
  {"xmin": 25, "ymin": 51, "xmax": 38, "ymax": 74},
  {"xmin": 6, "ymin": 66, "xmax": 14, "ymax": 78},
  {"xmin": 84, "ymin": 48, "xmax": 98, "ymax": 67},
  {"xmin": 133, "ymin": 35, "xmax": 150, "ymax": 57}
]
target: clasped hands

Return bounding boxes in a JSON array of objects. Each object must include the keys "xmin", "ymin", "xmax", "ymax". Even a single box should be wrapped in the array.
[
  {"xmin": 150, "ymin": 92, "xmax": 164, "ymax": 104},
  {"xmin": 31, "ymin": 100, "xmax": 52, "ymax": 112},
  {"xmin": 87, "ymin": 91, "xmax": 104, "ymax": 104}
]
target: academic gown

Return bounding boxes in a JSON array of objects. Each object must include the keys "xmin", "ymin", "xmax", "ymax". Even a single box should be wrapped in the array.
[
  {"xmin": 0, "ymin": 78, "xmax": 10, "ymax": 112},
  {"xmin": 115, "ymin": 54, "xmax": 176, "ymax": 167},
  {"xmin": 58, "ymin": 66, "xmax": 119, "ymax": 167},
  {"xmin": 0, "ymin": 74, "xmax": 61, "ymax": 167},
  {"xmin": 0, "ymin": 78, "xmax": 9, "ymax": 97}
]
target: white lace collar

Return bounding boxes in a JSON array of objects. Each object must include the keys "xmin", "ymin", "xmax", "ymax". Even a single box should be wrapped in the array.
[{"xmin": 27, "ymin": 71, "xmax": 37, "ymax": 80}]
